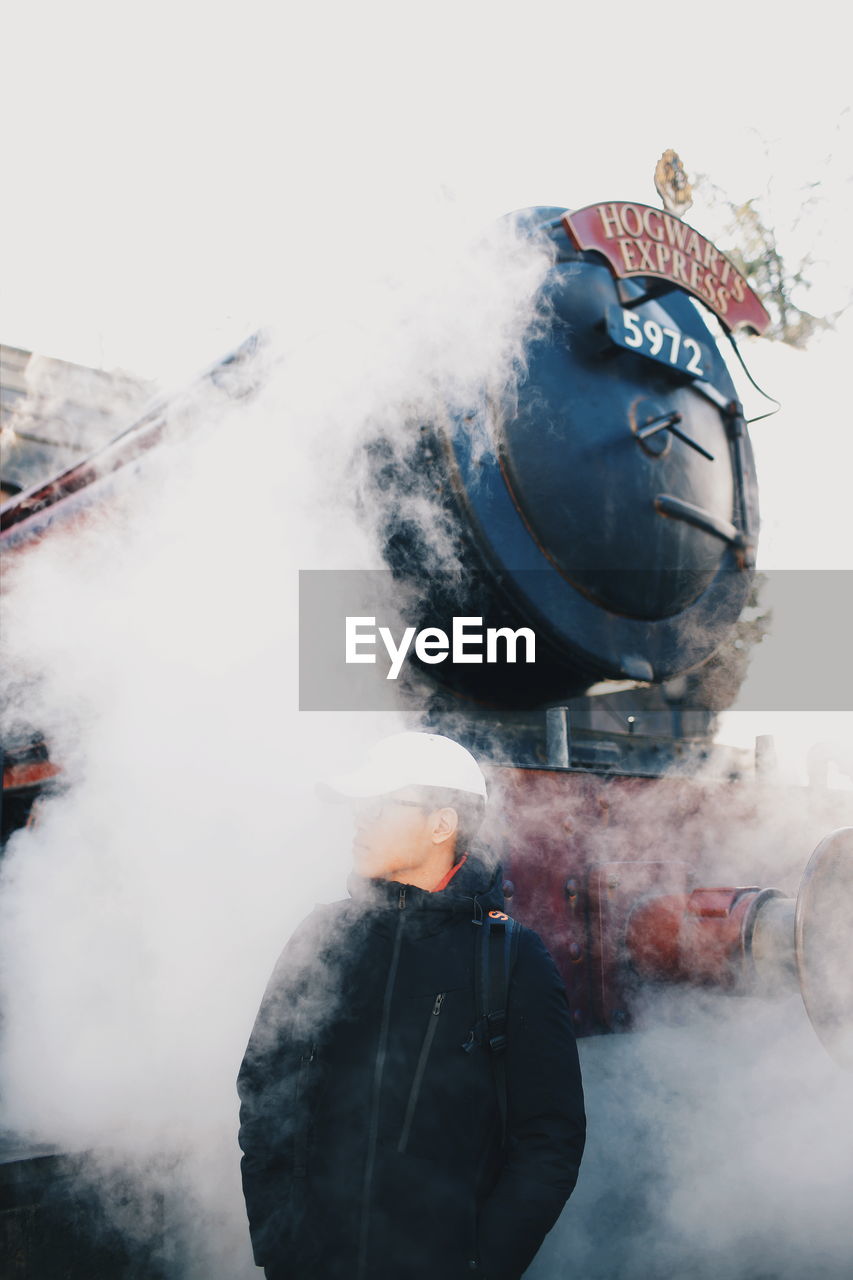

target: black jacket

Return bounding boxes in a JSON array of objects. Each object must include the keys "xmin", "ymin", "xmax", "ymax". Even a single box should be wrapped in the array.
[{"xmin": 237, "ymin": 855, "xmax": 585, "ymax": 1280}]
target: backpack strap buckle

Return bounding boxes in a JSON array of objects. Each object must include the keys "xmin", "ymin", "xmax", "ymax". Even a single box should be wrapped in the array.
[{"xmin": 486, "ymin": 1009, "xmax": 507, "ymax": 1054}]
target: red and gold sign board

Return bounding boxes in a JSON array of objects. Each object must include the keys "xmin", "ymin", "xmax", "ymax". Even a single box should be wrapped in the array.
[{"xmin": 563, "ymin": 202, "xmax": 771, "ymax": 336}]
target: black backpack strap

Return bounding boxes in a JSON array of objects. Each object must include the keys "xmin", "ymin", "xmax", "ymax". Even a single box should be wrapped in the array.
[{"xmin": 474, "ymin": 909, "xmax": 519, "ymax": 1147}]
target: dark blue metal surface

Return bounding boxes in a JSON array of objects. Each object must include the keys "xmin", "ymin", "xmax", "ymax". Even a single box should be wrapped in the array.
[{"xmin": 394, "ymin": 207, "xmax": 758, "ymax": 706}]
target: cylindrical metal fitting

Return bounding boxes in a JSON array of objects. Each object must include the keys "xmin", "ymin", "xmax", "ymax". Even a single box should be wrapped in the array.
[{"xmin": 748, "ymin": 892, "xmax": 797, "ymax": 989}]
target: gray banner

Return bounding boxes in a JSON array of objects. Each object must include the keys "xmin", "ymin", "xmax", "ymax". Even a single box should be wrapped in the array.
[{"xmin": 298, "ymin": 570, "xmax": 853, "ymax": 712}]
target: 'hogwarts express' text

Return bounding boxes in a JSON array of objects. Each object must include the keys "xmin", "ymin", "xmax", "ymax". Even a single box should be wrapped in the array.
[{"xmin": 563, "ymin": 202, "xmax": 770, "ymax": 335}]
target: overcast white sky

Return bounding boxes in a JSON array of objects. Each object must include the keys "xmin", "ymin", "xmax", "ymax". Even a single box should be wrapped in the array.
[{"xmin": 2, "ymin": 0, "xmax": 851, "ymax": 780}]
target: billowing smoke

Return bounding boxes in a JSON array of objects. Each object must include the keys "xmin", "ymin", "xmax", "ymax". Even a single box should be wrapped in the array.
[
  {"xmin": 482, "ymin": 765, "xmax": 853, "ymax": 1280},
  {"xmin": 3, "ymin": 201, "xmax": 852, "ymax": 1280},
  {"xmin": 533, "ymin": 993, "xmax": 853, "ymax": 1280},
  {"xmin": 0, "ymin": 214, "xmax": 552, "ymax": 1275}
]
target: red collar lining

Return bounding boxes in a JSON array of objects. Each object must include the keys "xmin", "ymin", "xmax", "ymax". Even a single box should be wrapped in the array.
[{"xmin": 432, "ymin": 852, "xmax": 468, "ymax": 892}]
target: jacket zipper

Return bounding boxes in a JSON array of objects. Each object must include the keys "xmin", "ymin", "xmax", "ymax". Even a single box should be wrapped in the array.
[
  {"xmin": 357, "ymin": 886, "xmax": 407, "ymax": 1279},
  {"xmin": 293, "ymin": 1046, "xmax": 316, "ymax": 1178},
  {"xmin": 397, "ymin": 992, "xmax": 445, "ymax": 1154},
  {"xmin": 296, "ymin": 1046, "xmax": 316, "ymax": 1097}
]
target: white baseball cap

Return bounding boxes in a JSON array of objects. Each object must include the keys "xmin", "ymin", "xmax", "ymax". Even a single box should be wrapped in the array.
[{"xmin": 323, "ymin": 732, "xmax": 487, "ymax": 800}]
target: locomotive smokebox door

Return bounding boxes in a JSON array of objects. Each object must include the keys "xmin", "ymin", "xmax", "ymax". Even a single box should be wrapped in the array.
[
  {"xmin": 379, "ymin": 206, "xmax": 767, "ymax": 708},
  {"xmin": 498, "ymin": 249, "xmax": 740, "ymax": 622}
]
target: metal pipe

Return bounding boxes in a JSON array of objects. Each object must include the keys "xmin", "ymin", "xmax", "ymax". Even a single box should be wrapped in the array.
[
  {"xmin": 545, "ymin": 706, "xmax": 570, "ymax": 768},
  {"xmin": 749, "ymin": 894, "xmax": 798, "ymax": 988}
]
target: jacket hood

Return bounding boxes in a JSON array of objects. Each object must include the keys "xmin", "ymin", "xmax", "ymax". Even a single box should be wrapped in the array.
[{"xmin": 346, "ymin": 853, "xmax": 505, "ymax": 922}]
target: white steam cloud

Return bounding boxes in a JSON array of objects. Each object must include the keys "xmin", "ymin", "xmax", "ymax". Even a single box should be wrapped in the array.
[
  {"xmin": 485, "ymin": 768, "xmax": 853, "ymax": 1279},
  {"xmin": 2, "ymin": 202, "xmax": 851, "ymax": 1280},
  {"xmin": 0, "ymin": 214, "xmax": 551, "ymax": 1275}
]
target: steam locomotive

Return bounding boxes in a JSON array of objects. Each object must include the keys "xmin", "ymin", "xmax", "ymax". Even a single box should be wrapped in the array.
[
  {"xmin": 360, "ymin": 203, "xmax": 852, "ymax": 1063},
  {"xmin": 1, "ymin": 198, "xmax": 851, "ymax": 1277}
]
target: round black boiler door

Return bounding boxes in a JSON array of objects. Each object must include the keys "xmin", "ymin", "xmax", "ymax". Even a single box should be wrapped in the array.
[{"xmin": 428, "ymin": 210, "xmax": 758, "ymax": 703}]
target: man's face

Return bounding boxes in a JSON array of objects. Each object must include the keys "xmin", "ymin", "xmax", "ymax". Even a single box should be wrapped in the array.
[{"xmin": 350, "ymin": 787, "xmax": 454, "ymax": 881}]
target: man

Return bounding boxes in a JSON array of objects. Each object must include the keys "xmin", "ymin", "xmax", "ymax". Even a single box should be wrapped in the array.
[{"xmin": 237, "ymin": 731, "xmax": 585, "ymax": 1279}]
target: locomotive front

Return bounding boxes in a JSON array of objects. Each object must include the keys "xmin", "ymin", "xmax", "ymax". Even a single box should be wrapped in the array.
[
  {"xmin": 368, "ymin": 200, "xmax": 852, "ymax": 1073},
  {"xmin": 376, "ymin": 202, "xmax": 767, "ymax": 708}
]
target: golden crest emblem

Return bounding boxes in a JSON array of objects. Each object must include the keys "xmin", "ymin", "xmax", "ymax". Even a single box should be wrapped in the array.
[{"xmin": 654, "ymin": 150, "xmax": 693, "ymax": 217}]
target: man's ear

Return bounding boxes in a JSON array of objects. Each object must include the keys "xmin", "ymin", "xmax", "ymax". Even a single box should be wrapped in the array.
[{"xmin": 431, "ymin": 806, "xmax": 459, "ymax": 846}]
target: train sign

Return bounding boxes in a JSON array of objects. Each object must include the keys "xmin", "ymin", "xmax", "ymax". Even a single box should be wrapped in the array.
[
  {"xmin": 563, "ymin": 201, "xmax": 771, "ymax": 335},
  {"xmin": 605, "ymin": 305, "xmax": 711, "ymax": 379}
]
